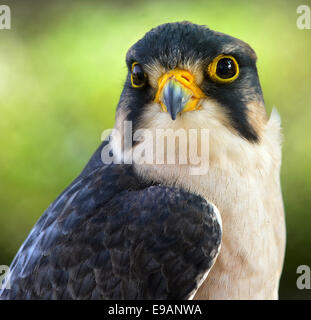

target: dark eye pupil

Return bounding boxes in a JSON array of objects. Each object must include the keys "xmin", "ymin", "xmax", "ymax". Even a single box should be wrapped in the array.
[
  {"xmin": 216, "ymin": 58, "xmax": 236, "ymax": 79},
  {"xmin": 132, "ymin": 64, "xmax": 146, "ymax": 86}
]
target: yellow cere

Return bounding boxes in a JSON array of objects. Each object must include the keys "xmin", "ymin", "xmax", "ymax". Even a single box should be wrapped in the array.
[{"xmin": 154, "ymin": 69, "xmax": 206, "ymax": 113}]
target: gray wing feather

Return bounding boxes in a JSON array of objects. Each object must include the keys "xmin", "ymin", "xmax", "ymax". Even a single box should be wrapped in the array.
[{"xmin": 0, "ymin": 163, "xmax": 221, "ymax": 300}]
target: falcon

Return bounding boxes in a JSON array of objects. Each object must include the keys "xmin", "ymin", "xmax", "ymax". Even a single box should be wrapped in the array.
[{"xmin": 0, "ymin": 22, "xmax": 286, "ymax": 300}]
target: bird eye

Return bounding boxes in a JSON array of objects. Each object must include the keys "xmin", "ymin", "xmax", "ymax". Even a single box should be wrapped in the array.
[
  {"xmin": 131, "ymin": 62, "xmax": 147, "ymax": 88},
  {"xmin": 207, "ymin": 55, "xmax": 239, "ymax": 83}
]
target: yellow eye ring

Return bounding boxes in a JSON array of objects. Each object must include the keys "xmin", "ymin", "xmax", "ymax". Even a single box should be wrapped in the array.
[
  {"xmin": 207, "ymin": 54, "xmax": 239, "ymax": 83},
  {"xmin": 131, "ymin": 62, "xmax": 147, "ymax": 88}
]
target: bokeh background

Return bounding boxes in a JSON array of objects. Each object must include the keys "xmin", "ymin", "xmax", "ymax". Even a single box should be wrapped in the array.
[{"xmin": 1, "ymin": 0, "xmax": 311, "ymax": 299}]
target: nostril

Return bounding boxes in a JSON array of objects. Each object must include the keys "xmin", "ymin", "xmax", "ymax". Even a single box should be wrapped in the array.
[{"xmin": 181, "ymin": 75, "xmax": 190, "ymax": 82}]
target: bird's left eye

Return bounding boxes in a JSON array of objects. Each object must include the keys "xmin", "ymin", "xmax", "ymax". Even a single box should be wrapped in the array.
[
  {"xmin": 207, "ymin": 55, "xmax": 239, "ymax": 83},
  {"xmin": 131, "ymin": 62, "xmax": 147, "ymax": 88}
]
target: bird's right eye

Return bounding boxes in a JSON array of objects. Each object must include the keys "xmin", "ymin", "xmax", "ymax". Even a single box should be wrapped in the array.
[{"xmin": 131, "ymin": 62, "xmax": 147, "ymax": 88}]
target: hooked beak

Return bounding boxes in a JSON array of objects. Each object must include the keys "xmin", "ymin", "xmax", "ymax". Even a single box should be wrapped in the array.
[{"xmin": 154, "ymin": 69, "xmax": 205, "ymax": 120}]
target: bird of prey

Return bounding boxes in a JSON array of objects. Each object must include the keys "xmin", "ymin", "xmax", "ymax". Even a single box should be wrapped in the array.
[{"xmin": 0, "ymin": 22, "xmax": 285, "ymax": 300}]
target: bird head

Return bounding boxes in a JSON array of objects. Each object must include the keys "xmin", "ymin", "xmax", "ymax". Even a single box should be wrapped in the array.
[{"xmin": 113, "ymin": 22, "xmax": 268, "ymax": 169}]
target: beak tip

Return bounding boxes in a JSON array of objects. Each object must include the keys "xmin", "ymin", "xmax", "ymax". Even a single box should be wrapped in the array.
[{"xmin": 167, "ymin": 105, "xmax": 179, "ymax": 121}]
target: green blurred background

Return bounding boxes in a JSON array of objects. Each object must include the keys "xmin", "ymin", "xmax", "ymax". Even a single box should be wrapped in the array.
[{"xmin": 1, "ymin": 0, "xmax": 311, "ymax": 299}]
